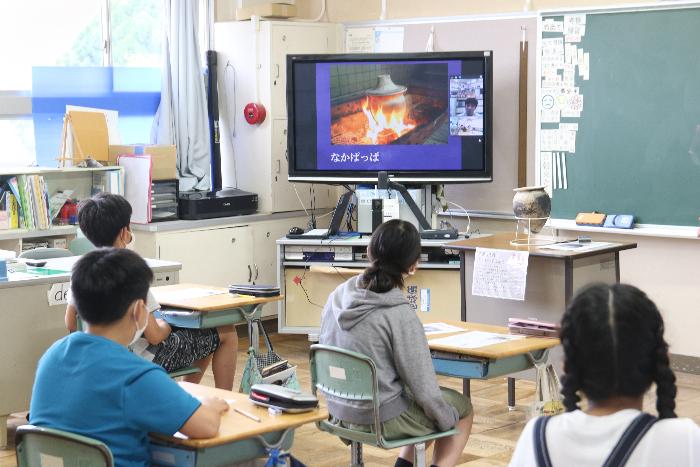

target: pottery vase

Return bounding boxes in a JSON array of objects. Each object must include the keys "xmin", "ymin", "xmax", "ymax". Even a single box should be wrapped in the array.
[
  {"xmin": 366, "ymin": 74, "xmax": 408, "ymax": 117},
  {"xmin": 512, "ymin": 186, "xmax": 551, "ymax": 233}
]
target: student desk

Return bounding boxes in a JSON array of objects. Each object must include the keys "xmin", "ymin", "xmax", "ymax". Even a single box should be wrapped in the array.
[
  {"xmin": 150, "ymin": 382, "xmax": 327, "ymax": 466},
  {"xmin": 0, "ymin": 256, "xmax": 180, "ymax": 449},
  {"xmin": 152, "ymin": 284, "xmax": 283, "ymax": 328},
  {"xmin": 444, "ymin": 233, "xmax": 636, "ymax": 401},
  {"xmin": 427, "ymin": 321, "xmax": 559, "ymax": 407}
]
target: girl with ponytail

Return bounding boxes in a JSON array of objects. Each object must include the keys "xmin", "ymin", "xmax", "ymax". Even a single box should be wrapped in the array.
[
  {"xmin": 320, "ymin": 220, "xmax": 473, "ymax": 467},
  {"xmin": 511, "ymin": 283, "xmax": 700, "ymax": 466}
]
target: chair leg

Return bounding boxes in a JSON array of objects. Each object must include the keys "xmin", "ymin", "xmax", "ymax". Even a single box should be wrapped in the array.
[
  {"xmin": 414, "ymin": 442, "xmax": 427, "ymax": 467},
  {"xmin": 350, "ymin": 441, "xmax": 364, "ymax": 467}
]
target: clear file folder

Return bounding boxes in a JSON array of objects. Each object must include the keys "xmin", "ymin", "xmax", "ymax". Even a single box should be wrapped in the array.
[{"xmin": 118, "ymin": 155, "xmax": 152, "ymax": 224}]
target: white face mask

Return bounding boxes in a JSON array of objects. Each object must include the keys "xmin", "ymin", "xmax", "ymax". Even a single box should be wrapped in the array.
[
  {"xmin": 129, "ymin": 304, "xmax": 147, "ymax": 347},
  {"xmin": 125, "ymin": 230, "xmax": 136, "ymax": 250}
]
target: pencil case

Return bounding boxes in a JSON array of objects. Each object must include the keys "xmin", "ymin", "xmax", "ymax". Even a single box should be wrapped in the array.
[
  {"xmin": 249, "ymin": 383, "xmax": 318, "ymax": 413},
  {"xmin": 508, "ymin": 317, "xmax": 560, "ymax": 338},
  {"xmin": 229, "ymin": 284, "xmax": 280, "ymax": 297},
  {"xmin": 575, "ymin": 212, "xmax": 606, "ymax": 226}
]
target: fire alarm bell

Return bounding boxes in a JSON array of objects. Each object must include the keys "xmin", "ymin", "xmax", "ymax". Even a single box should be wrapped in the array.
[{"xmin": 244, "ymin": 102, "xmax": 266, "ymax": 124}]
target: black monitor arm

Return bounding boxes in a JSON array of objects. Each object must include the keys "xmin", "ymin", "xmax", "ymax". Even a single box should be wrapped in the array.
[{"xmin": 377, "ymin": 171, "xmax": 432, "ymax": 230}]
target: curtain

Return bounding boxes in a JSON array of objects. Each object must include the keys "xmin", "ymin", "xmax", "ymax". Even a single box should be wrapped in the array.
[{"xmin": 152, "ymin": 0, "xmax": 210, "ymax": 192}]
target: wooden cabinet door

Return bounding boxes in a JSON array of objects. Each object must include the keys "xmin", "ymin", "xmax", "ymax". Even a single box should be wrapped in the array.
[{"xmin": 156, "ymin": 225, "xmax": 253, "ymax": 288}]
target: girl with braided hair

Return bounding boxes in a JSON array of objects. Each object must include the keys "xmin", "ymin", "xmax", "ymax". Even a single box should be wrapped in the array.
[
  {"xmin": 510, "ymin": 283, "xmax": 700, "ymax": 467},
  {"xmin": 320, "ymin": 219, "xmax": 473, "ymax": 467}
]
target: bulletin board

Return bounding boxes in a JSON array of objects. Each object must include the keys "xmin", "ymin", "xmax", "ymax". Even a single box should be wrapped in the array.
[
  {"xmin": 540, "ymin": 6, "xmax": 700, "ymax": 226},
  {"xmin": 347, "ymin": 14, "xmax": 539, "ymax": 215}
]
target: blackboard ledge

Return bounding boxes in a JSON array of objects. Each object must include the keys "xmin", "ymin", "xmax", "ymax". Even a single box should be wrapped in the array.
[
  {"xmin": 548, "ymin": 219, "xmax": 700, "ymax": 240},
  {"xmin": 438, "ymin": 209, "xmax": 515, "ymax": 220}
]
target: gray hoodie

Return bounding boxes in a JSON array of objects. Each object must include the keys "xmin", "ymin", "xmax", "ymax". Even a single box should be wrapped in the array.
[{"xmin": 319, "ymin": 275, "xmax": 460, "ymax": 431}]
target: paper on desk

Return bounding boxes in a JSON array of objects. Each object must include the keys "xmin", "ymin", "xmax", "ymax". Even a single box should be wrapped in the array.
[
  {"xmin": 472, "ymin": 248, "xmax": 529, "ymax": 301},
  {"xmin": 541, "ymin": 241, "xmax": 613, "ymax": 252},
  {"xmin": 423, "ymin": 322, "xmax": 464, "ymax": 335},
  {"xmin": 430, "ymin": 331, "xmax": 525, "ymax": 349},
  {"xmin": 164, "ymin": 287, "xmax": 229, "ymax": 301}
]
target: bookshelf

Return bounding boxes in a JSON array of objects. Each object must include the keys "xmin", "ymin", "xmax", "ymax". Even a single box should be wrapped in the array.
[{"xmin": 0, "ymin": 166, "xmax": 123, "ymax": 254}]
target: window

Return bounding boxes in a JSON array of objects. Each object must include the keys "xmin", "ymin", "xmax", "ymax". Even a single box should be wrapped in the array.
[
  {"xmin": 0, "ymin": 119, "xmax": 36, "ymax": 168},
  {"xmin": 0, "ymin": 0, "xmax": 169, "ymax": 167},
  {"xmin": 0, "ymin": 1, "xmax": 103, "ymax": 91},
  {"xmin": 110, "ymin": 0, "xmax": 164, "ymax": 67}
]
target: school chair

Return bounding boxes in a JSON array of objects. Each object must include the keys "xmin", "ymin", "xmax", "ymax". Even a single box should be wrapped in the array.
[
  {"xmin": 15, "ymin": 424, "xmax": 113, "ymax": 467},
  {"xmin": 68, "ymin": 235, "xmax": 96, "ymax": 256},
  {"xmin": 19, "ymin": 247, "xmax": 74, "ymax": 260},
  {"xmin": 309, "ymin": 344, "xmax": 457, "ymax": 467}
]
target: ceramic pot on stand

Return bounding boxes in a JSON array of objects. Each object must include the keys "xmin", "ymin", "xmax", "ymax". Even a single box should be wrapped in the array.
[{"xmin": 512, "ymin": 186, "xmax": 551, "ymax": 234}]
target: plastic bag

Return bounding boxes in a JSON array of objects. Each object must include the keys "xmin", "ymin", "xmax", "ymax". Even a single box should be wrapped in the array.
[
  {"xmin": 239, "ymin": 319, "xmax": 300, "ymax": 394},
  {"xmin": 532, "ymin": 362, "xmax": 565, "ymax": 416}
]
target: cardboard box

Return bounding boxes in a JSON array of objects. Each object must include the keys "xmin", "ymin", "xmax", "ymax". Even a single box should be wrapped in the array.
[
  {"xmin": 108, "ymin": 145, "xmax": 177, "ymax": 181},
  {"xmin": 235, "ymin": 3, "xmax": 297, "ymax": 20}
]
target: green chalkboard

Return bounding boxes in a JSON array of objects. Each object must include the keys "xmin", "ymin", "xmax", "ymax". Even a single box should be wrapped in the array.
[{"xmin": 541, "ymin": 7, "xmax": 700, "ymax": 226}]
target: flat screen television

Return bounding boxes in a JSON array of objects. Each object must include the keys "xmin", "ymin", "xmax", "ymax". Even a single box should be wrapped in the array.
[{"xmin": 287, "ymin": 51, "xmax": 493, "ymax": 184}]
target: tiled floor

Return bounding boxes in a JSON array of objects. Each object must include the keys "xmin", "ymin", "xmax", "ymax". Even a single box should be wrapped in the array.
[{"xmin": 3, "ymin": 333, "xmax": 700, "ymax": 467}]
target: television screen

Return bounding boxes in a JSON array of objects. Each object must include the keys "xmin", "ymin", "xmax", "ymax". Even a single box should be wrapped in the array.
[{"xmin": 287, "ymin": 51, "xmax": 492, "ymax": 184}]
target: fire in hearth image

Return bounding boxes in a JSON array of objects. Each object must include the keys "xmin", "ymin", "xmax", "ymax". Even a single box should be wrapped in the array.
[{"xmin": 330, "ymin": 63, "xmax": 449, "ymax": 145}]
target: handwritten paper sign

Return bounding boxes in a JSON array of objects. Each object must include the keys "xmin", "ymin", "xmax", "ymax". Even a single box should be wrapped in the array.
[{"xmin": 472, "ymin": 248, "xmax": 529, "ymax": 301}]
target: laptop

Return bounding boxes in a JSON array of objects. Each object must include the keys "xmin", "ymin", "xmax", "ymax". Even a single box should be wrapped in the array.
[{"xmin": 285, "ymin": 191, "xmax": 353, "ymax": 240}]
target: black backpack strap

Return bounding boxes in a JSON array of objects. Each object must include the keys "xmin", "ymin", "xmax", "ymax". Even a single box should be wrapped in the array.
[
  {"xmin": 602, "ymin": 413, "xmax": 657, "ymax": 467},
  {"xmin": 533, "ymin": 416, "xmax": 554, "ymax": 467}
]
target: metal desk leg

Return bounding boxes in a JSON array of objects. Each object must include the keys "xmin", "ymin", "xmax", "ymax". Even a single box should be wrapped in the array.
[
  {"xmin": 463, "ymin": 379, "xmax": 471, "ymax": 397},
  {"xmin": 507, "ymin": 377, "xmax": 516, "ymax": 411},
  {"xmin": 0, "ymin": 415, "xmax": 7, "ymax": 449},
  {"xmin": 242, "ymin": 304, "xmax": 264, "ymax": 350}
]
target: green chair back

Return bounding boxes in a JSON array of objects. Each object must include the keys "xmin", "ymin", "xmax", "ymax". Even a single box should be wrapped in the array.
[
  {"xmin": 19, "ymin": 248, "xmax": 74, "ymax": 260},
  {"xmin": 15, "ymin": 424, "xmax": 113, "ymax": 467},
  {"xmin": 68, "ymin": 235, "xmax": 96, "ymax": 256},
  {"xmin": 309, "ymin": 344, "xmax": 384, "ymax": 447},
  {"xmin": 309, "ymin": 343, "xmax": 459, "ymax": 455}
]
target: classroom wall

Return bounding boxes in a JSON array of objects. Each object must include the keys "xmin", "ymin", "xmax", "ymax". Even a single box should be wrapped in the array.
[
  {"xmin": 295, "ymin": 0, "xmax": 658, "ymax": 22},
  {"xmin": 214, "ymin": 0, "xmax": 700, "ymax": 361}
]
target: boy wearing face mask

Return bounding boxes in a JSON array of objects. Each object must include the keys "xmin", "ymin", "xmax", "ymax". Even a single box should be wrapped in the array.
[
  {"xmin": 64, "ymin": 193, "xmax": 238, "ymax": 390},
  {"xmin": 31, "ymin": 248, "xmax": 229, "ymax": 466}
]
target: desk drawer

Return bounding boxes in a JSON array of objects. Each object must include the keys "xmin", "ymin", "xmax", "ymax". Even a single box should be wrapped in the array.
[{"xmin": 161, "ymin": 309, "xmax": 247, "ymax": 329}]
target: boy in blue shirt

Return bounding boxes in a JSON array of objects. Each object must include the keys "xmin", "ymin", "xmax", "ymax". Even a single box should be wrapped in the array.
[
  {"xmin": 64, "ymin": 193, "xmax": 238, "ymax": 390},
  {"xmin": 31, "ymin": 248, "xmax": 229, "ymax": 466}
]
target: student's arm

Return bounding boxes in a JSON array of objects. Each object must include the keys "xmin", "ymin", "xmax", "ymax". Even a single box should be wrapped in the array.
[
  {"xmin": 142, "ymin": 313, "xmax": 171, "ymax": 345},
  {"xmin": 126, "ymin": 369, "xmax": 228, "ymax": 439},
  {"xmin": 65, "ymin": 304, "xmax": 78, "ymax": 332},
  {"xmin": 178, "ymin": 397, "xmax": 229, "ymax": 439},
  {"xmin": 390, "ymin": 310, "xmax": 459, "ymax": 431}
]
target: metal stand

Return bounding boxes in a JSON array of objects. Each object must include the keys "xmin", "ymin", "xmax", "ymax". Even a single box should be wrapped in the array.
[{"xmin": 510, "ymin": 216, "xmax": 555, "ymax": 246}]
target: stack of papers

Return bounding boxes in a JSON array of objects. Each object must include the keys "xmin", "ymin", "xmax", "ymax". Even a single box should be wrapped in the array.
[
  {"xmin": 430, "ymin": 331, "xmax": 525, "ymax": 349},
  {"xmin": 423, "ymin": 322, "xmax": 464, "ymax": 335}
]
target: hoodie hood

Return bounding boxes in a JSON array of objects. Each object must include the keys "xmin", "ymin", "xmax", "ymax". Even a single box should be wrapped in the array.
[{"xmin": 329, "ymin": 276, "xmax": 407, "ymax": 331}]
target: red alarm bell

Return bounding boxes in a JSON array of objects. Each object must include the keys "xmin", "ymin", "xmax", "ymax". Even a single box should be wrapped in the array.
[{"xmin": 244, "ymin": 102, "xmax": 266, "ymax": 125}]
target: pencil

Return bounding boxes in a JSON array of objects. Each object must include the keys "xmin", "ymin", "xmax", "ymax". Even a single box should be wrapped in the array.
[{"xmin": 234, "ymin": 407, "xmax": 262, "ymax": 422}]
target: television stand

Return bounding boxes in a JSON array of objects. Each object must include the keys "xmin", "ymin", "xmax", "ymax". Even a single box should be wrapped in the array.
[{"xmin": 377, "ymin": 172, "xmax": 458, "ymax": 239}]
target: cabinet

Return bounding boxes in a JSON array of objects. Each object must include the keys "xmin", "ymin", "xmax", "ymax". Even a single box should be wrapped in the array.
[
  {"xmin": 214, "ymin": 20, "xmax": 342, "ymax": 214},
  {"xmin": 133, "ymin": 213, "xmax": 308, "ymax": 318},
  {"xmin": 0, "ymin": 166, "xmax": 122, "ymax": 255},
  {"xmin": 276, "ymin": 237, "xmax": 463, "ymax": 335}
]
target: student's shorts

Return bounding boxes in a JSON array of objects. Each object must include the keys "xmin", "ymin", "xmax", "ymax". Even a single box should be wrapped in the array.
[
  {"xmin": 150, "ymin": 327, "xmax": 221, "ymax": 372},
  {"xmin": 332, "ymin": 387, "xmax": 472, "ymax": 441}
]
